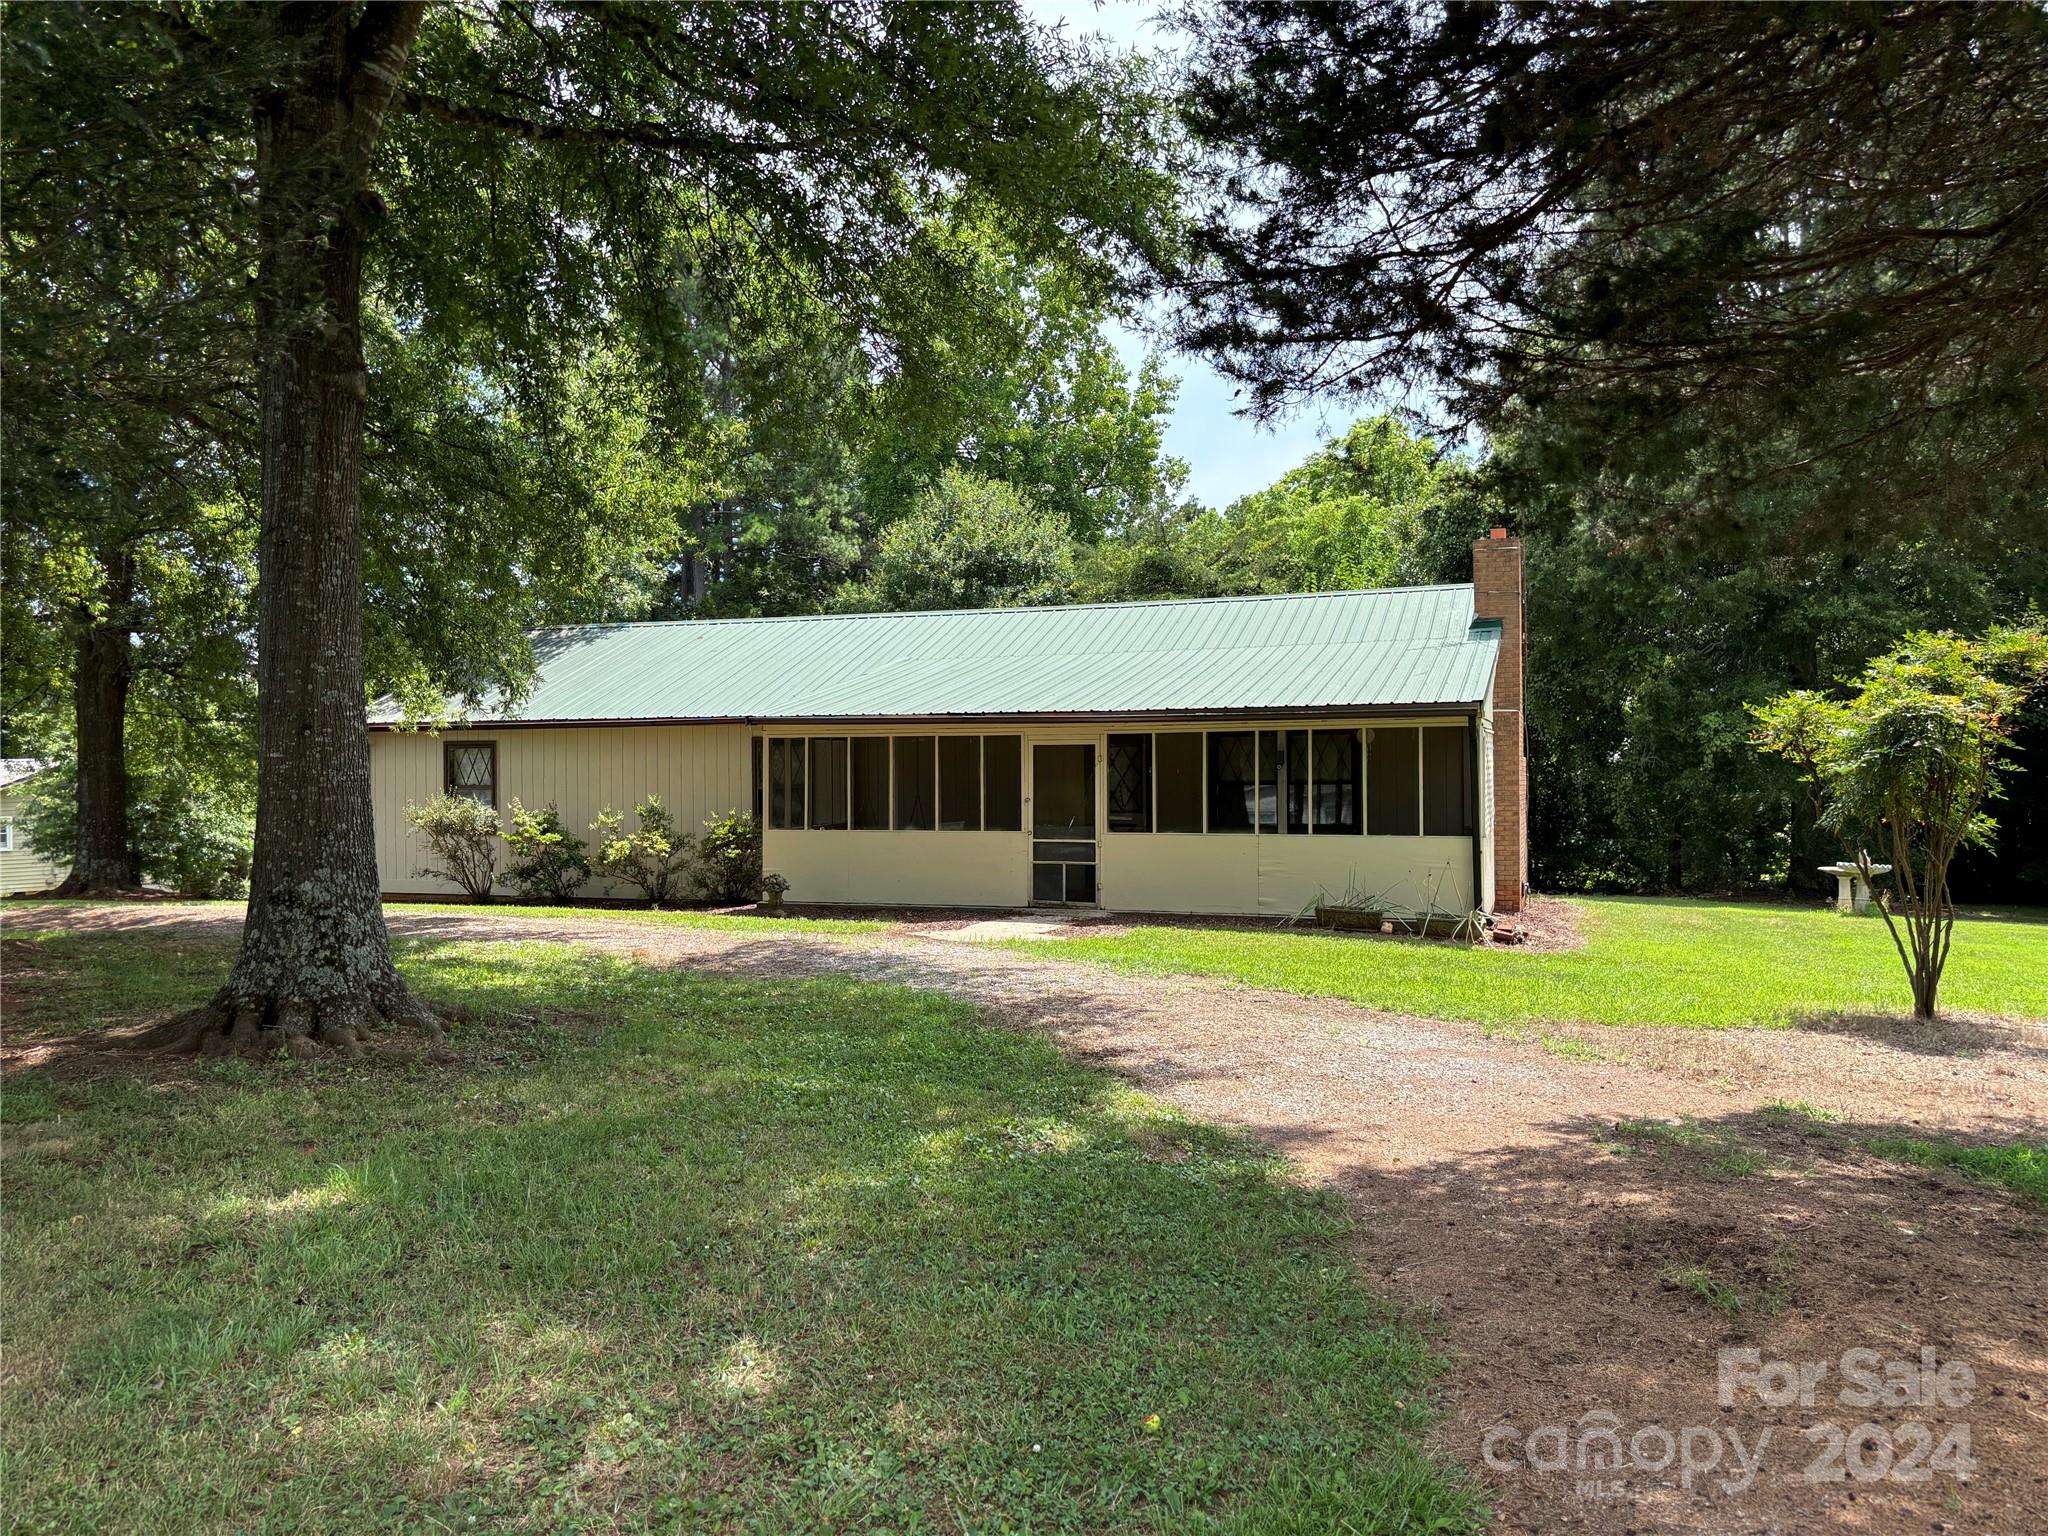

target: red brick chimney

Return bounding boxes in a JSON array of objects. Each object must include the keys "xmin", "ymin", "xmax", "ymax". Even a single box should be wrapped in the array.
[{"xmin": 1472, "ymin": 529, "xmax": 1526, "ymax": 913}]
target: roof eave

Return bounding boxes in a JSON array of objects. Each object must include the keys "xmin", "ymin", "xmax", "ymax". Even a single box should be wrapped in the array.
[{"xmin": 368, "ymin": 699, "xmax": 1490, "ymax": 732}]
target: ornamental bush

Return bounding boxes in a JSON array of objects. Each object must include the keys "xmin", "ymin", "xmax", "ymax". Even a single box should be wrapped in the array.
[
  {"xmin": 502, "ymin": 800, "xmax": 592, "ymax": 902},
  {"xmin": 591, "ymin": 795, "xmax": 694, "ymax": 906},
  {"xmin": 693, "ymin": 810, "xmax": 764, "ymax": 904}
]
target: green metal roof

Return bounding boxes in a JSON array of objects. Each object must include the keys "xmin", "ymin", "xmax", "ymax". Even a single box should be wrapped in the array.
[{"xmin": 372, "ymin": 584, "xmax": 1500, "ymax": 726}]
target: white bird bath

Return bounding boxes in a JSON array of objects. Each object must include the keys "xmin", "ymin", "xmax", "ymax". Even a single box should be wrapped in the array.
[{"xmin": 1818, "ymin": 862, "xmax": 1891, "ymax": 913}]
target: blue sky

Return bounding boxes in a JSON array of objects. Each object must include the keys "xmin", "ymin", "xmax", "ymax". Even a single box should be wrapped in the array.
[{"xmin": 1023, "ymin": 0, "xmax": 1352, "ymax": 508}]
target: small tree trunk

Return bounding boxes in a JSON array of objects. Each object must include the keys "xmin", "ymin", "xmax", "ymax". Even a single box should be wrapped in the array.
[
  {"xmin": 164, "ymin": 2, "xmax": 438, "ymax": 1060},
  {"xmin": 56, "ymin": 543, "xmax": 140, "ymax": 893},
  {"xmin": 1913, "ymin": 973, "xmax": 1938, "ymax": 1021}
]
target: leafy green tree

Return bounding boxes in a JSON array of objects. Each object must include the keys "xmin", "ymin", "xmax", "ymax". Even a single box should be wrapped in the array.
[
  {"xmin": 3, "ymin": 7, "xmax": 680, "ymax": 897},
  {"xmin": 1754, "ymin": 629, "xmax": 2048, "ymax": 1019},
  {"xmin": 645, "ymin": 241, "xmax": 1187, "ymax": 619},
  {"xmin": 361, "ymin": 323, "xmax": 682, "ymax": 718},
  {"xmin": 1077, "ymin": 417, "xmax": 1475, "ymax": 601},
  {"xmin": 45, "ymin": 1, "xmax": 1170, "ymax": 1054},
  {"xmin": 1071, "ymin": 505, "xmax": 1237, "ymax": 603},
  {"xmin": 2, "ymin": 3, "xmax": 257, "ymax": 890},
  {"xmin": 1217, "ymin": 419, "xmax": 1445, "ymax": 592},
  {"xmin": 1486, "ymin": 411, "xmax": 2048, "ymax": 897},
  {"xmin": 1, "ymin": 494, "xmax": 257, "ymax": 893},
  {"xmin": 844, "ymin": 468, "xmax": 1075, "ymax": 612},
  {"xmin": 1175, "ymin": 2, "xmax": 2048, "ymax": 554},
  {"xmin": 22, "ymin": 745, "xmax": 255, "ymax": 899}
]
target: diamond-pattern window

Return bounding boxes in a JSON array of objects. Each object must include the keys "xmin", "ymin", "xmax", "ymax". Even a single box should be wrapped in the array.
[
  {"xmin": 1313, "ymin": 730, "xmax": 1362, "ymax": 835},
  {"xmin": 444, "ymin": 743, "xmax": 496, "ymax": 807},
  {"xmin": 1206, "ymin": 731, "xmax": 1255, "ymax": 832},
  {"xmin": 1107, "ymin": 734, "xmax": 1151, "ymax": 832}
]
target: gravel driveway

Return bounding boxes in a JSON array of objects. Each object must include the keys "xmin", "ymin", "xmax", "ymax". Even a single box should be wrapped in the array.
[{"xmin": 16, "ymin": 903, "xmax": 2048, "ymax": 1534}]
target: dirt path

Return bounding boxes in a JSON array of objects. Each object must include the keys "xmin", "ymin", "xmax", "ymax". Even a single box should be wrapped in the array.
[{"xmin": 12, "ymin": 903, "xmax": 2047, "ymax": 1533}]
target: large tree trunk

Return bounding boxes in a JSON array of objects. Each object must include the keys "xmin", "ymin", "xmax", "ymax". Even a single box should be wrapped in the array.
[
  {"xmin": 166, "ymin": 2, "xmax": 436, "ymax": 1059},
  {"xmin": 56, "ymin": 543, "xmax": 140, "ymax": 893}
]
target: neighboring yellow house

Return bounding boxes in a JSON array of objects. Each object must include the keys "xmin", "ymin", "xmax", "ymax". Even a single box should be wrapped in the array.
[
  {"xmin": 0, "ymin": 760, "xmax": 68, "ymax": 895},
  {"xmin": 370, "ymin": 535, "xmax": 1529, "ymax": 917}
]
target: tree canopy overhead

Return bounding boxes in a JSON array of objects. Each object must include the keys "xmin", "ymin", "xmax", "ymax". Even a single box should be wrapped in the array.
[{"xmin": 1175, "ymin": 1, "xmax": 2048, "ymax": 551}]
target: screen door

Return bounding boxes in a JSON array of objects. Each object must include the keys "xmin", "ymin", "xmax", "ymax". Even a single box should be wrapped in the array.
[{"xmin": 1031, "ymin": 743, "xmax": 1097, "ymax": 904}]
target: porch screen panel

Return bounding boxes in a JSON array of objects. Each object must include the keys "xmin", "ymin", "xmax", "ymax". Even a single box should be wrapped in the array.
[
  {"xmin": 1366, "ymin": 727, "xmax": 1420, "ymax": 835},
  {"xmin": 1106, "ymin": 733, "xmax": 1152, "ymax": 833},
  {"xmin": 1154, "ymin": 732, "xmax": 1204, "ymax": 833},
  {"xmin": 768, "ymin": 738, "xmax": 805, "ymax": 830},
  {"xmin": 850, "ymin": 738, "xmax": 890, "ymax": 830},
  {"xmin": 809, "ymin": 737, "xmax": 849, "ymax": 830},
  {"xmin": 938, "ymin": 736, "xmax": 981, "ymax": 830},
  {"xmin": 1422, "ymin": 725, "xmax": 1474, "ymax": 836},
  {"xmin": 1312, "ymin": 729, "xmax": 1362, "ymax": 835},
  {"xmin": 1285, "ymin": 729, "xmax": 1309, "ymax": 834},
  {"xmin": 1206, "ymin": 732, "xmax": 1255, "ymax": 832},
  {"xmin": 982, "ymin": 735, "xmax": 1022, "ymax": 830},
  {"xmin": 1256, "ymin": 730, "xmax": 1280, "ymax": 833},
  {"xmin": 894, "ymin": 736, "xmax": 936, "ymax": 830}
]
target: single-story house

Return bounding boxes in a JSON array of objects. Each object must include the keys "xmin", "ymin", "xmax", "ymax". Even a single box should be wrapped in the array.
[
  {"xmin": 0, "ymin": 760, "xmax": 67, "ymax": 896},
  {"xmin": 369, "ymin": 531, "xmax": 1527, "ymax": 916}
]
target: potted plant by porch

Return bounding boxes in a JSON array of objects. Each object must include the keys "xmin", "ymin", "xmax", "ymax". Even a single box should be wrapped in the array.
[{"xmin": 761, "ymin": 872, "xmax": 790, "ymax": 912}]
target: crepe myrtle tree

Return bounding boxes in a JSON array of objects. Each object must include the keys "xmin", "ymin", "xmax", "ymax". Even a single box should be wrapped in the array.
[
  {"xmin": 404, "ymin": 794, "xmax": 501, "ymax": 902},
  {"xmin": 1753, "ymin": 628, "xmax": 2048, "ymax": 1020},
  {"xmin": 92, "ymin": 0, "xmax": 1170, "ymax": 1057}
]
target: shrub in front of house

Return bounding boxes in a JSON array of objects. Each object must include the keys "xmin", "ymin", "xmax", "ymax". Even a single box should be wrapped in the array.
[
  {"xmin": 693, "ymin": 810, "xmax": 764, "ymax": 904},
  {"xmin": 502, "ymin": 800, "xmax": 592, "ymax": 902},
  {"xmin": 404, "ymin": 793, "xmax": 501, "ymax": 901},
  {"xmin": 591, "ymin": 795, "xmax": 693, "ymax": 906}
]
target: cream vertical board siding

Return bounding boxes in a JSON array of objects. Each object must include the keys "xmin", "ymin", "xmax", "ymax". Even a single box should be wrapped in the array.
[
  {"xmin": 1253, "ymin": 834, "xmax": 1474, "ymax": 917},
  {"xmin": 0, "ymin": 789, "xmax": 69, "ymax": 895},
  {"xmin": 370, "ymin": 724, "xmax": 750, "ymax": 896},
  {"xmin": 767, "ymin": 830, "xmax": 1027, "ymax": 907},
  {"xmin": 1099, "ymin": 833, "xmax": 1258, "ymax": 915},
  {"xmin": 1099, "ymin": 832, "xmax": 1472, "ymax": 917}
]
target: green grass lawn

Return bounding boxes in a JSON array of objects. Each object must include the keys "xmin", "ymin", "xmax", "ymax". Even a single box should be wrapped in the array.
[
  {"xmin": 1862, "ymin": 1136, "xmax": 2047, "ymax": 1206},
  {"xmin": 2, "ymin": 930, "xmax": 1479, "ymax": 1535},
  {"xmin": 1015, "ymin": 897, "xmax": 2048, "ymax": 1030}
]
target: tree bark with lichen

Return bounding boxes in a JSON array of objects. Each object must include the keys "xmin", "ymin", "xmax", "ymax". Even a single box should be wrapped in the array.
[{"xmin": 162, "ymin": 2, "xmax": 443, "ymax": 1060}]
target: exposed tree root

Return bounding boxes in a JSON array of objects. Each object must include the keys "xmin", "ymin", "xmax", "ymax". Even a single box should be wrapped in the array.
[{"xmin": 148, "ymin": 985, "xmax": 455, "ymax": 1063}]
